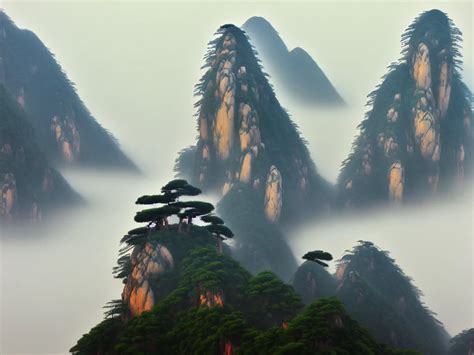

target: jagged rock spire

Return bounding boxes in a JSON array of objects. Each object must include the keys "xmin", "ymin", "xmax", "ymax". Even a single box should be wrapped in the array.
[
  {"xmin": 177, "ymin": 24, "xmax": 332, "ymax": 225},
  {"xmin": 339, "ymin": 9, "xmax": 472, "ymax": 207}
]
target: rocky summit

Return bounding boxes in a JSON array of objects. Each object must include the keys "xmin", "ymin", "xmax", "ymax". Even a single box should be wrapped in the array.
[
  {"xmin": 339, "ymin": 9, "xmax": 472, "ymax": 207},
  {"xmin": 176, "ymin": 24, "xmax": 332, "ymax": 226},
  {"xmin": 174, "ymin": 24, "xmax": 333, "ymax": 280}
]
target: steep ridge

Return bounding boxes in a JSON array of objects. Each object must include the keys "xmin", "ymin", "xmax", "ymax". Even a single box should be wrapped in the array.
[
  {"xmin": 0, "ymin": 85, "xmax": 79, "ymax": 223},
  {"xmin": 0, "ymin": 11, "xmax": 136, "ymax": 169},
  {"xmin": 292, "ymin": 241, "xmax": 449, "ymax": 354},
  {"xmin": 71, "ymin": 183, "xmax": 409, "ymax": 354},
  {"xmin": 175, "ymin": 24, "xmax": 333, "ymax": 279},
  {"xmin": 338, "ymin": 9, "xmax": 472, "ymax": 207},
  {"xmin": 175, "ymin": 24, "xmax": 332, "ymax": 225},
  {"xmin": 242, "ymin": 16, "xmax": 345, "ymax": 106}
]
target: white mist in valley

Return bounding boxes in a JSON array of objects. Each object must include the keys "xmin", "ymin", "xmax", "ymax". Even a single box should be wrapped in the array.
[{"xmin": 1, "ymin": 2, "xmax": 472, "ymax": 354}]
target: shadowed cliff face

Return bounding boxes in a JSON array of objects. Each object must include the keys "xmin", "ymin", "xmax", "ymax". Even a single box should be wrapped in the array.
[
  {"xmin": 0, "ymin": 86, "xmax": 79, "ymax": 222},
  {"xmin": 242, "ymin": 16, "xmax": 345, "ymax": 106},
  {"xmin": 339, "ymin": 9, "xmax": 472, "ymax": 207},
  {"xmin": 0, "ymin": 11, "xmax": 136, "ymax": 169},
  {"xmin": 291, "ymin": 241, "xmax": 449, "ymax": 354},
  {"xmin": 176, "ymin": 24, "xmax": 332, "ymax": 226},
  {"xmin": 335, "ymin": 242, "xmax": 449, "ymax": 354}
]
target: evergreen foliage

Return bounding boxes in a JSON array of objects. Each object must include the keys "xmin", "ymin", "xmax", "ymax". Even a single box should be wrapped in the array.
[
  {"xmin": 72, "ymin": 248, "xmax": 410, "ymax": 355},
  {"xmin": 449, "ymin": 328, "xmax": 474, "ymax": 355},
  {"xmin": 338, "ymin": 9, "xmax": 472, "ymax": 207},
  {"xmin": 291, "ymin": 261, "xmax": 338, "ymax": 304},
  {"xmin": 0, "ymin": 11, "xmax": 135, "ymax": 168}
]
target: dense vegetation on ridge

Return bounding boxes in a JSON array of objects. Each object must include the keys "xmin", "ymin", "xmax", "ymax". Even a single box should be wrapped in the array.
[
  {"xmin": 175, "ymin": 24, "xmax": 332, "ymax": 224},
  {"xmin": 174, "ymin": 23, "xmax": 333, "ymax": 280},
  {"xmin": 0, "ymin": 5, "xmax": 464, "ymax": 353},
  {"xmin": 71, "ymin": 180, "xmax": 414, "ymax": 354},
  {"xmin": 448, "ymin": 329, "xmax": 474, "ymax": 355},
  {"xmin": 0, "ymin": 10, "xmax": 135, "ymax": 169},
  {"xmin": 292, "ymin": 241, "xmax": 449, "ymax": 354},
  {"xmin": 338, "ymin": 9, "xmax": 472, "ymax": 207}
]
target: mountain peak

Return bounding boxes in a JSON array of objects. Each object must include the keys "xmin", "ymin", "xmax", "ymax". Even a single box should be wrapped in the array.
[
  {"xmin": 339, "ymin": 9, "xmax": 471, "ymax": 207},
  {"xmin": 243, "ymin": 16, "xmax": 344, "ymax": 106},
  {"xmin": 0, "ymin": 11, "xmax": 137, "ymax": 170},
  {"xmin": 177, "ymin": 23, "xmax": 331, "ymax": 224}
]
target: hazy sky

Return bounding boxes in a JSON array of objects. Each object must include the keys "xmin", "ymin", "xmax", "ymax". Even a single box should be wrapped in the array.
[
  {"xmin": 0, "ymin": 1, "xmax": 472, "ymax": 179},
  {"xmin": 0, "ymin": 2, "xmax": 472, "ymax": 354}
]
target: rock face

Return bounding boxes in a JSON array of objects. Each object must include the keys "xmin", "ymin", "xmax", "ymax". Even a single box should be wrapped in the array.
[
  {"xmin": 339, "ymin": 10, "xmax": 472, "ymax": 207},
  {"xmin": 175, "ymin": 24, "xmax": 332, "ymax": 280},
  {"xmin": 176, "ymin": 24, "xmax": 332, "ymax": 226},
  {"xmin": 0, "ymin": 85, "xmax": 79, "ymax": 223},
  {"xmin": 122, "ymin": 242, "xmax": 174, "ymax": 317},
  {"xmin": 242, "ymin": 16, "xmax": 345, "ymax": 106},
  {"xmin": 0, "ymin": 11, "xmax": 136, "ymax": 169},
  {"xmin": 263, "ymin": 166, "xmax": 282, "ymax": 223}
]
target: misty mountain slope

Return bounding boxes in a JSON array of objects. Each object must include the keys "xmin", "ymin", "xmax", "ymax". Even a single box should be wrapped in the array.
[
  {"xmin": 338, "ymin": 9, "xmax": 472, "ymax": 207},
  {"xmin": 174, "ymin": 24, "xmax": 333, "ymax": 279},
  {"xmin": 449, "ymin": 329, "xmax": 474, "ymax": 355},
  {"xmin": 175, "ymin": 24, "xmax": 333, "ymax": 226},
  {"xmin": 290, "ymin": 241, "xmax": 449, "ymax": 353},
  {"xmin": 0, "ymin": 85, "xmax": 80, "ymax": 222},
  {"xmin": 291, "ymin": 260, "xmax": 337, "ymax": 304},
  {"xmin": 336, "ymin": 241, "xmax": 448, "ymax": 354},
  {"xmin": 242, "ymin": 16, "xmax": 345, "ymax": 106},
  {"xmin": 0, "ymin": 11, "xmax": 136, "ymax": 169},
  {"xmin": 71, "ymin": 184, "xmax": 409, "ymax": 354},
  {"xmin": 217, "ymin": 182, "xmax": 298, "ymax": 281}
]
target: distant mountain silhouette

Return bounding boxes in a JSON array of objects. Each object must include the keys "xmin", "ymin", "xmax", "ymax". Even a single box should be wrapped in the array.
[
  {"xmin": 0, "ymin": 11, "xmax": 136, "ymax": 169},
  {"xmin": 242, "ymin": 16, "xmax": 345, "ymax": 106},
  {"xmin": 0, "ymin": 85, "xmax": 80, "ymax": 223}
]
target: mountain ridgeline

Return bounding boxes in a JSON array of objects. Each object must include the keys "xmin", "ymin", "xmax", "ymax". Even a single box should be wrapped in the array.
[
  {"xmin": 175, "ymin": 24, "xmax": 333, "ymax": 279},
  {"xmin": 338, "ymin": 9, "xmax": 472, "ymax": 207},
  {"xmin": 242, "ymin": 16, "xmax": 345, "ymax": 106},
  {"xmin": 0, "ymin": 85, "xmax": 79, "ymax": 222},
  {"xmin": 0, "ymin": 11, "xmax": 136, "ymax": 169},
  {"xmin": 176, "ymin": 24, "xmax": 332, "ymax": 225},
  {"xmin": 292, "ymin": 241, "xmax": 449, "ymax": 354},
  {"xmin": 71, "ymin": 182, "xmax": 412, "ymax": 354}
]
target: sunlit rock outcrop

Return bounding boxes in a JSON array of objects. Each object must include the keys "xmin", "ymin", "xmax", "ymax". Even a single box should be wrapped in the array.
[
  {"xmin": 176, "ymin": 24, "xmax": 332, "ymax": 226},
  {"xmin": 0, "ymin": 85, "xmax": 80, "ymax": 223},
  {"xmin": 199, "ymin": 289, "xmax": 224, "ymax": 308},
  {"xmin": 122, "ymin": 242, "xmax": 174, "ymax": 317},
  {"xmin": 264, "ymin": 166, "xmax": 282, "ymax": 223},
  {"xmin": 339, "ymin": 9, "xmax": 472, "ymax": 207},
  {"xmin": 174, "ymin": 24, "xmax": 332, "ymax": 279},
  {"xmin": 0, "ymin": 10, "xmax": 136, "ymax": 169}
]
